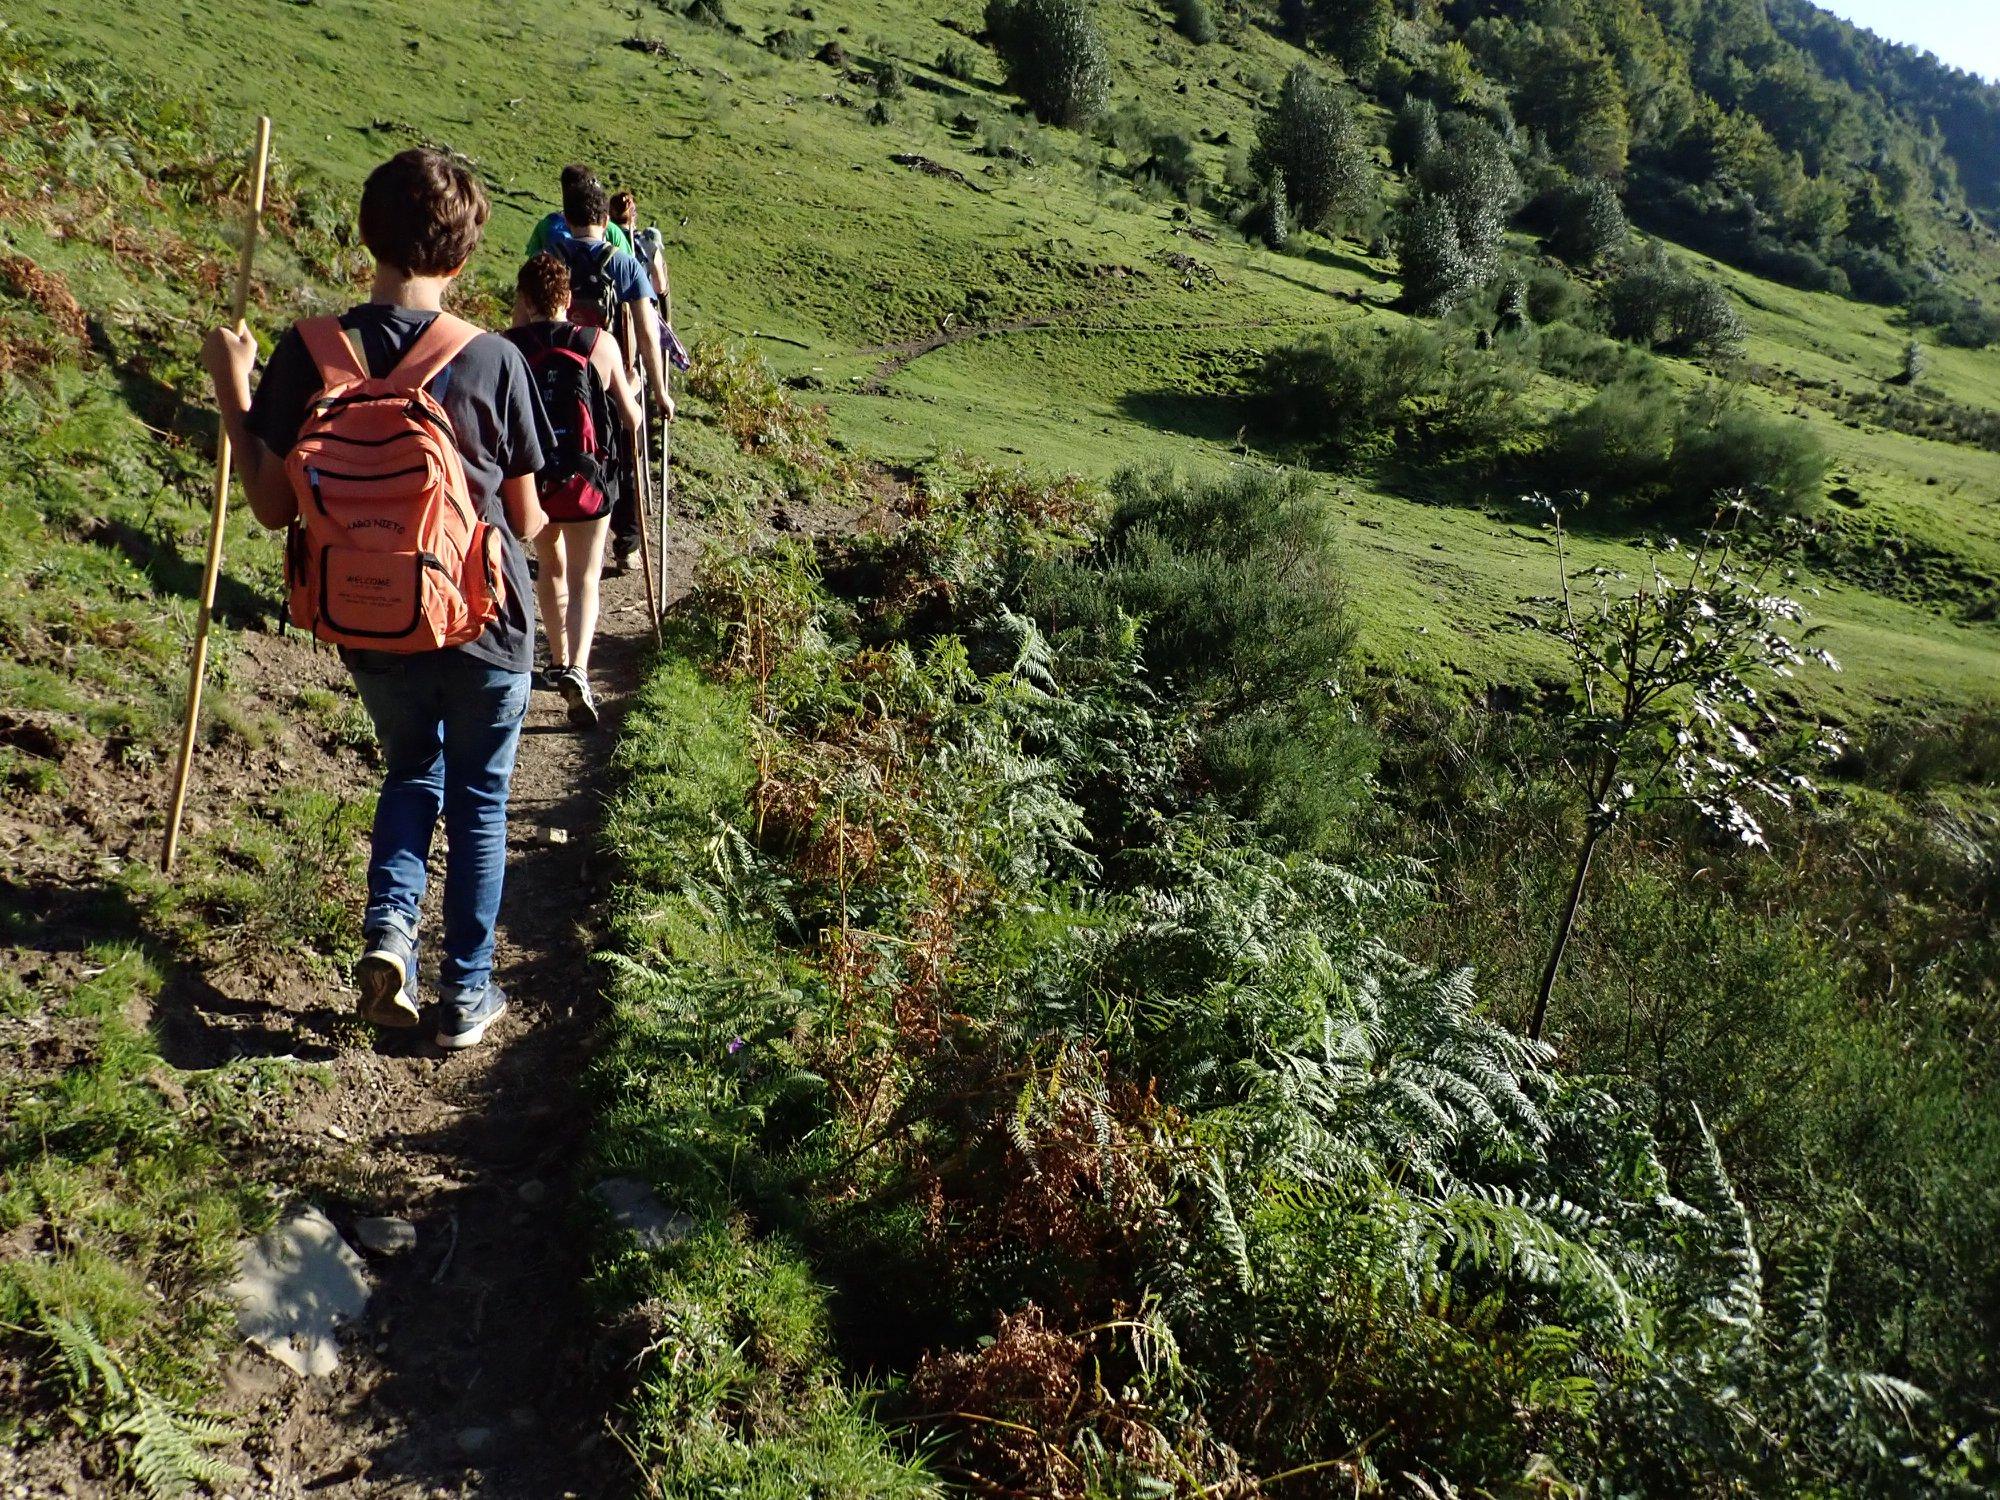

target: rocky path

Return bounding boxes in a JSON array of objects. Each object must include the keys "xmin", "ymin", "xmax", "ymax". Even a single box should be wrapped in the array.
[{"xmin": 218, "ymin": 528, "xmax": 700, "ymax": 1499}]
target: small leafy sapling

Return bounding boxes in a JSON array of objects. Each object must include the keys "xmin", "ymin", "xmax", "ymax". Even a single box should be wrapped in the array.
[{"xmin": 1524, "ymin": 499, "xmax": 1841, "ymax": 1042}]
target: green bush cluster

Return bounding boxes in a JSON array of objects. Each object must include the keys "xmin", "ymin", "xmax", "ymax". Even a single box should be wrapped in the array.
[
  {"xmin": 1544, "ymin": 379, "xmax": 1830, "ymax": 514},
  {"xmin": 1251, "ymin": 324, "xmax": 1536, "ymax": 466},
  {"xmin": 1247, "ymin": 325, "xmax": 1828, "ymax": 516},
  {"xmin": 984, "ymin": 0, "xmax": 1110, "ymax": 129},
  {"xmin": 593, "ymin": 470, "xmax": 1963, "ymax": 1494},
  {"xmin": 1605, "ymin": 250, "xmax": 1747, "ymax": 359}
]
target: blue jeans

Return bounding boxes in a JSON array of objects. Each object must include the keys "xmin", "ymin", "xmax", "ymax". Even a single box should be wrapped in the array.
[{"xmin": 347, "ymin": 650, "xmax": 530, "ymax": 999}]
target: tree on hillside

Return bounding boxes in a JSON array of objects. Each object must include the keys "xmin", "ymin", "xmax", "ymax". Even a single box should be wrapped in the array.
[
  {"xmin": 1389, "ymin": 96, "xmax": 1441, "ymax": 175},
  {"xmin": 1252, "ymin": 64, "xmax": 1376, "ymax": 237},
  {"xmin": 1321, "ymin": 0, "xmax": 1392, "ymax": 81},
  {"xmin": 1169, "ymin": 0, "xmax": 1215, "ymax": 44},
  {"xmin": 1396, "ymin": 116, "xmax": 1517, "ymax": 314},
  {"xmin": 986, "ymin": 0, "xmax": 1111, "ymax": 129},
  {"xmin": 1525, "ymin": 504, "xmax": 1839, "ymax": 1041},
  {"xmin": 1549, "ymin": 176, "xmax": 1629, "ymax": 267},
  {"xmin": 1394, "ymin": 191, "xmax": 1483, "ymax": 314}
]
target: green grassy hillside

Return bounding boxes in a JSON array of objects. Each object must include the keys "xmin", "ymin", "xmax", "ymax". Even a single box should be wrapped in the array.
[{"xmin": 14, "ymin": 0, "xmax": 2000, "ymax": 718}]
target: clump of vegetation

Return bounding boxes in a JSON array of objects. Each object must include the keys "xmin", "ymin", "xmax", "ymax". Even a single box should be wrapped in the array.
[
  {"xmin": 1251, "ymin": 63, "xmax": 1375, "ymax": 238},
  {"xmin": 935, "ymin": 40, "xmax": 978, "ymax": 79},
  {"xmin": 592, "ymin": 463, "xmax": 1961, "ymax": 1496},
  {"xmin": 1545, "ymin": 175, "xmax": 1628, "ymax": 268},
  {"xmin": 1544, "ymin": 380, "xmax": 1830, "ymax": 515},
  {"xmin": 1387, "ymin": 96, "xmax": 1441, "ymax": 175},
  {"xmin": 1253, "ymin": 324, "xmax": 1533, "ymax": 465},
  {"xmin": 985, "ymin": 0, "xmax": 1111, "ymax": 129},
  {"xmin": 1395, "ymin": 115, "xmax": 1518, "ymax": 314},
  {"xmin": 1167, "ymin": 0, "xmax": 1214, "ymax": 45},
  {"xmin": 1032, "ymin": 466, "xmax": 1376, "ymax": 846},
  {"xmin": 1606, "ymin": 250, "xmax": 1746, "ymax": 359}
]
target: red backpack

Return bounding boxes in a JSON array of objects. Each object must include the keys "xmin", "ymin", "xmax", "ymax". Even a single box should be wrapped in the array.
[
  {"xmin": 284, "ymin": 314, "xmax": 504, "ymax": 652},
  {"xmin": 512, "ymin": 322, "xmax": 614, "ymax": 522}
]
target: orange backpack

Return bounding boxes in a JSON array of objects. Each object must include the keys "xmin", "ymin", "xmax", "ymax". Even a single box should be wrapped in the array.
[{"xmin": 284, "ymin": 313, "xmax": 505, "ymax": 652}]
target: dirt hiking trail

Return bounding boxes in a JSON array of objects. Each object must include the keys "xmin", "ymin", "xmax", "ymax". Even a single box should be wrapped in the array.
[{"xmin": 204, "ymin": 539, "xmax": 688, "ymax": 1498}]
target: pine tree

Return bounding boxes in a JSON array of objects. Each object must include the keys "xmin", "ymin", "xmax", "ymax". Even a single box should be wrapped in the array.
[
  {"xmin": 1252, "ymin": 64, "xmax": 1376, "ymax": 236},
  {"xmin": 986, "ymin": 0, "xmax": 1111, "ymax": 129}
]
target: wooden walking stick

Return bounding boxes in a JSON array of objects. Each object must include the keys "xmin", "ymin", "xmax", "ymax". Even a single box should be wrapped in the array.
[
  {"xmin": 618, "ymin": 306, "xmax": 664, "ymax": 647},
  {"xmin": 656, "ymin": 396, "xmax": 671, "ymax": 609},
  {"xmin": 162, "ymin": 115, "xmax": 272, "ymax": 874}
]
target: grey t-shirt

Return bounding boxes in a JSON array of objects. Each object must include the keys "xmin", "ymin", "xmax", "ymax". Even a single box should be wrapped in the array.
[{"xmin": 247, "ymin": 303, "xmax": 553, "ymax": 673}]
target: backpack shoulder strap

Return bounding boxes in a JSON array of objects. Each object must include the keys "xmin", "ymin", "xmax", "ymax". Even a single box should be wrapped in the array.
[
  {"xmin": 297, "ymin": 316, "xmax": 369, "ymax": 387},
  {"xmin": 390, "ymin": 312, "xmax": 483, "ymax": 393}
]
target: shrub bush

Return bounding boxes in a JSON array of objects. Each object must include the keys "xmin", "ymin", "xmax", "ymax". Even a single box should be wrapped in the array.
[
  {"xmin": 1672, "ymin": 406, "xmax": 1829, "ymax": 513},
  {"xmin": 1542, "ymin": 382, "xmax": 1829, "ymax": 516},
  {"xmin": 1251, "ymin": 64, "xmax": 1376, "ymax": 236},
  {"xmin": 1525, "ymin": 261, "xmax": 1593, "ymax": 326},
  {"xmin": 1396, "ymin": 115, "xmax": 1518, "ymax": 314},
  {"xmin": 1389, "ymin": 96, "xmax": 1441, "ymax": 175},
  {"xmin": 1542, "ymin": 379, "xmax": 1678, "ymax": 497},
  {"xmin": 1168, "ymin": 0, "xmax": 1215, "ymax": 44},
  {"xmin": 936, "ymin": 41, "xmax": 978, "ymax": 79},
  {"xmin": 1606, "ymin": 253, "xmax": 1745, "ymax": 358},
  {"xmin": 1254, "ymin": 325, "xmax": 1533, "ymax": 464},
  {"xmin": 985, "ymin": 0, "xmax": 1111, "ymax": 129},
  {"xmin": 1072, "ymin": 467, "xmax": 1377, "ymax": 845},
  {"xmin": 1546, "ymin": 176, "xmax": 1627, "ymax": 268}
]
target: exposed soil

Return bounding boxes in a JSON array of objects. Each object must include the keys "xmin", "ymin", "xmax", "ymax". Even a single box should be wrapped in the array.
[
  {"xmin": 207, "ymin": 541, "xmax": 691, "ymax": 1500},
  {"xmin": 1, "ymin": 454, "xmax": 900, "ymax": 1496}
]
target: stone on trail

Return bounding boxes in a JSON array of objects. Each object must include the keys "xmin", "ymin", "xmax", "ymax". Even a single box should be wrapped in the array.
[
  {"xmin": 592, "ymin": 1176, "xmax": 694, "ymax": 1250},
  {"xmin": 456, "ymin": 1427, "xmax": 495, "ymax": 1458},
  {"xmin": 226, "ymin": 1207, "xmax": 371, "ymax": 1377},
  {"xmin": 355, "ymin": 1215, "xmax": 418, "ymax": 1255}
]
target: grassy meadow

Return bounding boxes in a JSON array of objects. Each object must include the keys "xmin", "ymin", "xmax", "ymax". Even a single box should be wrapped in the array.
[{"xmin": 14, "ymin": 0, "xmax": 2000, "ymax": 718}]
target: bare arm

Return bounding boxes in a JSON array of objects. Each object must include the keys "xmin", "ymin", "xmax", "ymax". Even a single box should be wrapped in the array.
[
  {"xmin": 201, "ymin": 326, "xmax": 298, "ymax": 529},
  {"xmin": 591, "ymin": 329, "xmax": 644, "ymax": 434},
  {"xmin": 502, "ymin": 472, "xmax": 546, "ymax": 544},
  {"xmin": 650, "ymin": 251, "xmax": 670, "ymax": 319}
]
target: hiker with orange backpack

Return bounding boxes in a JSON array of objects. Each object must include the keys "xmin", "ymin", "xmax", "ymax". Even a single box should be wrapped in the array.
[
  {"xmin": 505, "ymin": 253, "xmax": 642, "ymax": 729},
  {"xmin": 200, "ymin": 147, "xmax": 554, "ymax": 1051}
]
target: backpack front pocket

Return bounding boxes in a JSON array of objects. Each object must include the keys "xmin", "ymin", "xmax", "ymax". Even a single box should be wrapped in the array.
[{"xmin": 317, "ymin": 547, "xmax": 453, "ymax": 650}]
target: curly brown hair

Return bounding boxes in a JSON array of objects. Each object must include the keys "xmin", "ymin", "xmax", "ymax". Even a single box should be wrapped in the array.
[
  {"xmin": 516, "ymin": 252, "xmax": 570, "ymax": 322},
  {"xmin": 359, "ymin": 148, "xmax": 488, "ymax": 276}
]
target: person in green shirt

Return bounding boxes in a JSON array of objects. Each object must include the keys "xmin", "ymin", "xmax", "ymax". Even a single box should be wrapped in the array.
[{"xmin": 525, "ymin": 163, "xmax": 632, "ymax": 258}]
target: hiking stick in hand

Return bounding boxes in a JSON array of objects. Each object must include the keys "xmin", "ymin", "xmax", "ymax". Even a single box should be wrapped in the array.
[
  {"xmin": 618, "ymin": 306, "xmax": 664, "ymax": 647},
  {"xmin": 162, "ymin": 115, "xmax": 272, "ymax": 875},
  {"xmin": 655, "ymin": 397, "xmax": 670, "ymax": 610}
]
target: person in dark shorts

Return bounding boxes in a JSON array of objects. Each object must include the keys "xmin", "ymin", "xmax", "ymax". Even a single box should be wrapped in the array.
[
  {"xmin": 504, "ymin": 253, "xmax": 642, "ymax": 730},
  {"xmin": 200, "ymin": 148, "xmax": 554, "ymax": 1051}
]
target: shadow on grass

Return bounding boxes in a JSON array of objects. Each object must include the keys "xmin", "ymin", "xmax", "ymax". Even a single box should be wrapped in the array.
[{"xmin": 0, "ymin": 873, "xmax": 345, "ymax": 1067}]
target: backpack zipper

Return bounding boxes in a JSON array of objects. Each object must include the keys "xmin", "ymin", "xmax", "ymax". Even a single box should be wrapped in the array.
[{"xmin": 306, "ymin": 461, "xmax": 475, "ymax": 530}]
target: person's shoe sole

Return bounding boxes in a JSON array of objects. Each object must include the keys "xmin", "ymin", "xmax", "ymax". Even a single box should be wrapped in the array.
[
  {"xmin": 355, "ymin": 950, "xmax": 421, "ymax": 1029},
  {"xmin": 435, "ymin": 996, "xmax": 508, "ymax": 1051},
  {"xmin": 557, "ymin": 671, "xmax": 600, "ymax": 731}
]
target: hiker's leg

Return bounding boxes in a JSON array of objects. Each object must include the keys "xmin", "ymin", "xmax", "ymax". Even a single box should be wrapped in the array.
[
  {"xmin": 434, "ymin": 653, "xmax": 530, "ymax": 998},
  {"xmin": 566, "ymin": 517, "xmax": 612, "ymax": 673},
  {"xmin": 533, "ymin": 527, "xmax": 570, "ymax": 669},
  {"xmin": 348, "ymin": 652, "xmax": 446, "ymax": 952}
]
